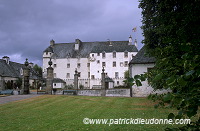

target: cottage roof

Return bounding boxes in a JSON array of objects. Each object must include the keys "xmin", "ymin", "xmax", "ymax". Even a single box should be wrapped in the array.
[
  {"xmin": 105, "ymin": 76, "xmax": 114, "ymax": 82},
  {"xmin": 129, "ymin": 46, "xmax": 156, "ymax": 64},
  {"xmin": 53, "ymin": 78, "xmax": 66, "ymax": 83},
  {"xmin": 0, "ymin": 59, "xmax": 40, "ymax": 79},
  {"xmin": 43, "ymin": 41, "xmax": 138, "ymax": 59}
]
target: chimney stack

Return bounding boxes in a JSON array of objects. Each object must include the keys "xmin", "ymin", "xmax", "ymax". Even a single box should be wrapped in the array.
[
  {"xmin": 134, "ymin": 39, "xmax": 138, "ymax": 48},
  {"xmin": 128, "ymin": 35, "xmax": 132, "ymax": 45},
  {"xmin": 2, "ymin": 56, "xmax": 10, "ymax": 64},
  {"xmin": 50, "ymin": 39, "xmax": 55, "ymax": 47}
]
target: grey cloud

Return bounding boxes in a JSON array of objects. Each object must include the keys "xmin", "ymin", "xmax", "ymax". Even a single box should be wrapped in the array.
[{"xmin": 0, "ymin": 0, "xmax": 143, "ymax": 66}]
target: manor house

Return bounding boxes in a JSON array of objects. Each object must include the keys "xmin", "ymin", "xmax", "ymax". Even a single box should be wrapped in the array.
[{"xmin": 43, "ymin": 36, "xmax": 138, "ymax": 89}]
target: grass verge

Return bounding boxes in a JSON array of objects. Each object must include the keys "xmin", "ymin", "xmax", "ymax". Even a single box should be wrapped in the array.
[{"xmin": 0, "ymin": 95, "xmax": 184, "ymax": 130}]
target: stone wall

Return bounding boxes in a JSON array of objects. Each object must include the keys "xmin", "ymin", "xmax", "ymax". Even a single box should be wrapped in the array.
[{"xmin": 77, "ymin": 89, "xmax": 130, "ymax": 97}]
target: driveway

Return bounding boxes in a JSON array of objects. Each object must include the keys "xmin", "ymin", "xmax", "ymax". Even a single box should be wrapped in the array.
[{"xmin": 0, "ymin": 92, "xmax": 42, "ymax": 104}]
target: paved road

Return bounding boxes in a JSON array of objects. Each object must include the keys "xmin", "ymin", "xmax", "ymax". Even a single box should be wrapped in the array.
[{"xmin": 0, "ymin": 93, "xmax": 42, "ymax": 104}]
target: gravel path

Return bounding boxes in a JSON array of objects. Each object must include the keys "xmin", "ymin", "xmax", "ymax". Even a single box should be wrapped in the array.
[{"xmin": 0, "ymin": 93, "xmax": 42, "ymax": 104}]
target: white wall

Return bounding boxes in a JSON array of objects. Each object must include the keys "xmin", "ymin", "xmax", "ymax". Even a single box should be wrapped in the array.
[
  {"xmin": 130, "ymin": 63, "xmax": 170, "ymax": 97},
  {"xmin": 53, "ymin": 82, "xmax": 65, "ymax": 89},
  {"xmin": 131, "ymin": 63, "xmax": 154, "ymax": 76},
  {"xmin": 53, "ymin": 58, "xmax": 89, "ymax": 79},
  {"xmin": 43, "ymin": 50, "xmax": 137, "ymax": 89},
  {"xmin": 90, "ymin": 51, "xmax": 137, "ymax": 88},
  {"xmin": 43, "ymin": 52, "xmax": 52, "ymax": 78}
]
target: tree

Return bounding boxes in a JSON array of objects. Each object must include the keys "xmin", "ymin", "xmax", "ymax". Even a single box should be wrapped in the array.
[
  {"xmin": 124, "ymin": 70, "xmax": 129, "ymax": 79},
  {"xmin": 33, "ymin": 64, "xmax": 42, "ymax": 77},
  {"xmin": 138, "ymin": 0, "xmax": 200, "ymax": 130},
  {"xmin": 16, "ymin": 78, "xmax": 22, "ymax": 88}
]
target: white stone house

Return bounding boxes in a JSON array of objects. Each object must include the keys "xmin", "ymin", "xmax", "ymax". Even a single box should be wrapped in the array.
[
  {"xmin": 129, "ymin": 46, "xmax": 170, "ymax": 97},
  {"xmin": 43, "ymin": 37, "xmax": 138, "ymax": 89}
]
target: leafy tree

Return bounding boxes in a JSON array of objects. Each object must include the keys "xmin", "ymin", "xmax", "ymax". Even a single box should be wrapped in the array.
[
  {"xmin": 33, "ymin": 64, "xmax": 42, "ymax": 77},
  {"xmin": 16, "ymin": 78, "xmax": 22, "ymax": 88},
  {"xmin": 137, "ymin": 0, "xmax": 200, "ymax": 130},
  {"xmin": 124, "ymin": 70, "xmax": 129, "ymax": 79}
]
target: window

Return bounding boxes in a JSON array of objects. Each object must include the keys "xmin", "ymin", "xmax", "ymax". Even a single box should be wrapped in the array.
[
  {"xmin": 66, "ymin": 73, "xmax": 70, "ymax": 78},
  {"xmin": 54, "ymin": 64, "xmax": 57, "ymax": 68},
  {"xmin": 113, "ymin": 61, "xmax": 116, "ymax": 67},
  {"xmin": 102, "ymin": 62, "xmax": 106, "ymax": 67},
  {"xmin": 20, "ymin": 68, "xmax": 23, "ymax": 75},
  {"xmin": 97, "ymin": 60, "xmax": 100, "ymax": 64},
  {"xmin": 124, "ymin": 52, "xmax": 128, "ymax": 58},
  {"xmin": 124, "ymin": 61, "xmax": 128, "ymax": 67},
  {"xmin": 120, "ymin": 62, "xmax": 123, "ymax": 67},
  {"xmin": 92, "ymin": 54, "xmax": 94, "ymax": 57},
  {"xmin": 88, "ymin": 72, "xmax": 90, "ymax": 78},
  {"xmin": 77, "ymin": 63, "xmax": 81, "ymax": 68},
  {"xmin": 113, "ymin": 52, "xmax": 116, "ymax": 58},
  {"xmin": 115, "ymin": 72, "xmax": 119, "ymax": 78},
  {"xmin": 117, "ymin": 81, "xmax": 119, "ymax": 85},
  {"xmin": 54, "ymin": 73, "xmax": 56, "ymax": 78},
  {"xmin": 87, "ymin": 63, "xmax": 90, "ymax": 67},
  {"xmin": 78, "ymin": 72, "xmax": 81, "ymax": 77},
  {"xmin": 91, "ymin": 75, "xmax": 95, "ymax": 79},
  {"xmin": 54, "ymin": 83, "xmax": 56, "ymax": 86},
  {"xmin": 67, "ymin": 64, "xmax": 70, "ymax": 68},
  {"xmin": 102, "ymin": 52, "xmax": 106, "ymax": 58},
  {"xmin": 97, "ymin": 53, "xmax": 100, "ymax": 56}
]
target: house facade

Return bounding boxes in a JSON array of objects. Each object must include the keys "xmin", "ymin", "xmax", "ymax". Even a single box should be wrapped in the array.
[
  {"xmin": 129, "ymin": 46, "xmax": 170, "ymax": 97},
  {"xmin": 43, "ymin": 37, "xmax": 138, "ymax": 89},
  {"xmin": 0, "ymin": 56, "xmax": 40, "ymax": 90}
]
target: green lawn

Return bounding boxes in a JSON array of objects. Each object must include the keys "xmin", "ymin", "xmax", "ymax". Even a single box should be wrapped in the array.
[{"xmin": 0, "ymin": 95, "xmax": 182, "ymax": 131}]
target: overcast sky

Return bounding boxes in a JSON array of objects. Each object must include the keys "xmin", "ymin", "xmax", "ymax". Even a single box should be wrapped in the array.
[{"xmin": 0, "ymin": 0, "xmax": 143, "ymax": 66}]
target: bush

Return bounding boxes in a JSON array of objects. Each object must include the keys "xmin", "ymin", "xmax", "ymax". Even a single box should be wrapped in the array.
[
  {"xmin": 79, "ymin": 84, "xmax": 84, "ymax": 89},
  {"xmin": 64, "ymin": 84, "xmax": 74, "ymax": 89}
]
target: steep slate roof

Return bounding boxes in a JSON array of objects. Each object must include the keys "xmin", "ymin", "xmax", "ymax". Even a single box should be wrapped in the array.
[
  {"xmin": 129, "ymin": 46, "xmax": 156, "ymax": 64},
  {"xmin": 53, "ymin": 78, "xmax": 66, "ymax": 83},
  {"xmin": 0, "ymin": 59, "xmax": 39, "ymax": 79},
  {"xmin": 44, "ymin": 41, "xmax": 138, "ymax": 59},
  {"xmin": 0, "ymin": 59, "xmax": 20, "ymax": 77}
]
